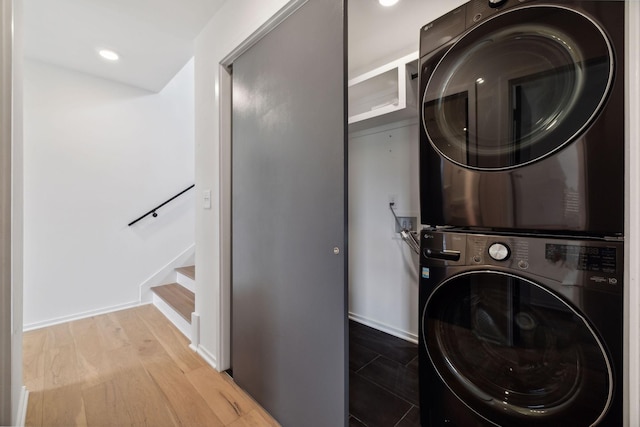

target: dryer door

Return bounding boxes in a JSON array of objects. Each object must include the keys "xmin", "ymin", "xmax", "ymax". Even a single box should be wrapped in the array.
[
  {"xmin": 422, "ymin": 271, "xmax": 613, "ymax": 426},
  {"xmin": 422, "ymin": 5, "xmax": 613, "ymax": 170}
]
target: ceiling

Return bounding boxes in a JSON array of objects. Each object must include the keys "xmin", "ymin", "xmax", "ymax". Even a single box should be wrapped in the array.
[
  {"xmin": 23, "ymin": 0, "xmax": 226, "ymax": 92},
  {"xmin": 348, "ymin": 0, "xmax": 465, "ymax": 77},
  {"xmin": 23, "ymin": 0, "xmax": 463, "ymax": 92}
]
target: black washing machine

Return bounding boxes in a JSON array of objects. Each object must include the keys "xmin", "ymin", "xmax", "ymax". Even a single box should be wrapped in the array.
[
  {"xmin": 418, "ymin": 229, "xmax": 623, "ymax": 426},
  {"xmin": 418, "ymin": 0, "xmax": 625, "ymax": 236}
]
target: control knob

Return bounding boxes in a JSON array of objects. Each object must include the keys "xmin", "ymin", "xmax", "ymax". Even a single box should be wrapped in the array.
[
  {"xmin": 488, "ymin": 242, "xmax": 510, "ymax": 261},
  {"xmin": 489, "ymin": 0, "xmax": 507, "ymax": 7}
]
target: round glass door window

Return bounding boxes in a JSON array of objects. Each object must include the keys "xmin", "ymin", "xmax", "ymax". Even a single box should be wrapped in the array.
[
  {"xmin": 422, "ymin": 6, "xmax": 614, "ymax": 170},
  {"xmin": 423, "ymin": 271, "xmax": 612, "ymax": 426}
]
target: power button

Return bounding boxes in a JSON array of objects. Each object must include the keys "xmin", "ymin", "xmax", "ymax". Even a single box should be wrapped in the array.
[{"xmin": 488, "ymin": 243, "xmax": 510, "ymax": 261}]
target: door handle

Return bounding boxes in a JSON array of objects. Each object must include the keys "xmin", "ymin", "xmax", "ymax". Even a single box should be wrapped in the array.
[{"xmin": 423, "ymin": 249, "xmax": 461, "ymax": 261}]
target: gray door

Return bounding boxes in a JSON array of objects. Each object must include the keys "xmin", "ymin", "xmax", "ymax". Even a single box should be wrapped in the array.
[{"xmin": 231, "ymin": 0, "xmax": 346, "ymax": 426}]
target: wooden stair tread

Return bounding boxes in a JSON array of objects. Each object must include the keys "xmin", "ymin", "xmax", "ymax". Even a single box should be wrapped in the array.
[
  {"xmin": 151, "ymin": 283, "xmax": 194, "ymax": 323},
  {"xmin": 175, "ymin": 265, "xmax": 195, "ymax": 280}
]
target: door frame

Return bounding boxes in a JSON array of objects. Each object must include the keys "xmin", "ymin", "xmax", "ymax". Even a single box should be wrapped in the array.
[
  {"xmin": 0, "ymin": 0, "xmax": 12, "ymax": 421},
  {"xmin": 215, "ymin": 0, "xmax": 309, "ymax": 370},
  {"xmin": 626, "ymin": 3, "xmax": 640, "ymax": 426}
]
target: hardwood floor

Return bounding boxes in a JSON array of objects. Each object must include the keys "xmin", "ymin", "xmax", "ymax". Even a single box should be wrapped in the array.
[{"xmin": 23, "ymin": 304, "xmax": 279, "ymax": 427}]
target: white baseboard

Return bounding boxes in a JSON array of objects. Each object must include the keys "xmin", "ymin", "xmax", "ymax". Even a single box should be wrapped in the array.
[
  {"xmin": 348, "ymin": 312, "xmax": 418, "ymax": 344},
  {"xmin": 23, "ymin": 300, "xmax": 144, "ymax": 331},
  {"xmin": 189, "ymin": 312, "xmax": 200, "ymax": 351},
  {"xmin": 15, "ymin": 386, "xmax": 28, "ymax": 427},
  {"xmin": 177, "ymin": 271, "xmax": 195, "ymax": 293},
  {"xmin": 152, "ymin": 294, "xmax": 191, "ymax": 340},
  {"xmin": 196, "ymin": 344, "xmax": 217, "ymax": 371},
  {"xmin": 139, "ymin": 244, "xmax": 195, "ymax": 303}
]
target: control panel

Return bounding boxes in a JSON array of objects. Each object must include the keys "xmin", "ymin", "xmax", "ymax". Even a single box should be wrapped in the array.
[{"xmin": 420, "ymin": 229, "xmax": 623, "ymax": 293}]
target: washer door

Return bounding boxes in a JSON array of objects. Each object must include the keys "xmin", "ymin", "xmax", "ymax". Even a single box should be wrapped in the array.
[
  {"xmin": 422, "ymin": 6, "xmax": 613, "ymax": 170},
  {"xmin": 423, "ymin": 271, "xmax": 612, "ymax": 426}
]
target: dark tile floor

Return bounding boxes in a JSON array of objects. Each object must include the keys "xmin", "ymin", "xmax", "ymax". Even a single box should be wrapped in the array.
[{"xmin": 349, "ymin": 320, "xmax": 420, "ymax": 427}]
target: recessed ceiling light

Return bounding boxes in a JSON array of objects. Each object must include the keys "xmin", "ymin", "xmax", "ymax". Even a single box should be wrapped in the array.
[
  {"xmin": 379, "ymin": 0, "xmax": 399, "ymax": 6},
  {"xmin": 98, "ymin": 49, "xmax": 119, "ymax": 61}
]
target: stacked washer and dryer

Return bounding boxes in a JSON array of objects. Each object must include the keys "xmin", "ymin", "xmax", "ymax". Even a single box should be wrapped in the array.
[{"xmin": 417, "ymin": 1, "xmax": 624, "ymax": 426}]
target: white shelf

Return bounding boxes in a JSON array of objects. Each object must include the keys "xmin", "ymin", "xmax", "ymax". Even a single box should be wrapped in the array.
[{"xmin": 348, "ymin": 52, "xmax": 419, "ymax": 132}]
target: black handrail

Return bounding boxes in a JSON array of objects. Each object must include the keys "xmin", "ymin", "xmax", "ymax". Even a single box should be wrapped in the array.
[{"xmin": 128, "ymin": 184, "xmax": 195, "ymax": 226}]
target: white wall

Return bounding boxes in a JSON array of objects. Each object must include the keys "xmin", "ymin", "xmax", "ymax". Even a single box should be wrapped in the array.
[
  {"xmin": 194, "ymin": 0, "xmax": 295, "ymax": 369},
  {"xmin": 0, "ymin": 0, "xmax": 25, "ymax": 423},
  {"xmin": 348, "ymin": 121, "xmax": 420, "ymax": 341},
  {"xmin": 23, "ymin": 58, "xmax": 195, "ymax": 329}
]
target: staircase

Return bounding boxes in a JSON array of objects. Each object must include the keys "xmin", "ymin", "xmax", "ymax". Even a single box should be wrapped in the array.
[{"xmin": 151, "ymin": 265, "xmax": 195, "ymax": 339}]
